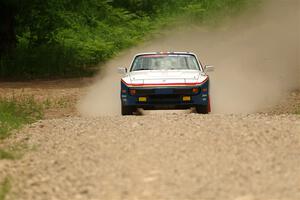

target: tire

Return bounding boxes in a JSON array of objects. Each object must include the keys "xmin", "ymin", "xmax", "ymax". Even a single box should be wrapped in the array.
[
  {"xmin": 121, "ymin": 105, "xmax": 135, "ymax": 115},
  {"xmin": 195, "ymin": 105, "xmax": 209, "ymax": 114}
]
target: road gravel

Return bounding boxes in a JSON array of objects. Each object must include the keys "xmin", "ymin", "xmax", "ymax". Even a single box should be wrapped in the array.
[
  {"xmin": 0, "ymin": 0, "xmax": 299, "ymax": 199},
  {"xmin": 1, "ymin": 113, "xmax": 299, "ymax": 200}
]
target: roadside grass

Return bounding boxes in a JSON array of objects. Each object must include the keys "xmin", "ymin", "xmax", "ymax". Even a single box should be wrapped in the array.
[
  {"xmin": 0, "ymin": 93, "xmax": 74, "ymax": 135},
  {"xmin": 0, "ymin": 95, "xmax": 71, "ymax": 198},
  {"xmin": 0, "ymin": 149, "xmax": 16, "ymax": 160},
  {"xmin": 42, "ymin": 97, "xmax": 73, "ymax": 109},
  {"xmin": 0, "ymin": 178, "xmax": 10, "ymax": 200},
  {"xmin": 0, "ymin": 94, "xmax": 74, "ymax": 160},
  {"xmin": 0, "ymin": 96, "xmax": 44, "ymax": 160},
  {"xmin": 296, "ymin": 105, "xmax": 300, "ymax": 115},
  {"xmin": 0, "ymin": 143, "xmax": 31, "ymax": 160},
  {"xmin": 0, "ymin": 96, "xmax": 43, "ymax": 140}
]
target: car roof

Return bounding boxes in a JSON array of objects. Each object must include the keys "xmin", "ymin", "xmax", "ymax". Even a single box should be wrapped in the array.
[{"xmin": 134, "ymin": 52, "xmax": 197, "ymax": 57}]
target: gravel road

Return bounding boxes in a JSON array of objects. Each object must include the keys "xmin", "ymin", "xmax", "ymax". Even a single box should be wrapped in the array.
[
  {"xmin": 1, "ymin": 113, "xmax": 300, "ymax": 200},
  {"xmin": 0, "ymin": 0, "xmax": 299, "ymax": 199}
]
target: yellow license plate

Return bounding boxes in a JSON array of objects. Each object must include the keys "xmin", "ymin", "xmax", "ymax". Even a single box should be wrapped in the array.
[
  {"xmin": 139, "ymin": 97, "xmax": 147, "ymax": 102},
  {"xmin": 183, "ymin": 96, "xmax": 191, "ymax": 101}
]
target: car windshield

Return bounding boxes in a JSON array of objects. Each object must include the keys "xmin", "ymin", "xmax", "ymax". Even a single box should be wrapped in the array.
[{"xmin": 131, "ymin": 54, "xmax": 200, "ymax": 71}]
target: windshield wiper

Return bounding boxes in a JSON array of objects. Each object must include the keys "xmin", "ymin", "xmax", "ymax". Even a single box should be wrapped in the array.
[{"xmin": 136, "ymin": 68, "xmax": 149, "ymax": 71}]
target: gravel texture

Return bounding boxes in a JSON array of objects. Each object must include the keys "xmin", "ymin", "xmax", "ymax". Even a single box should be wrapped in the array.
[
  {"xmin": 1, "ymin": 113, "xmax": 299, "ymax": 200},
  {"xmin": 262, "ymin": 90, "xmax": 300, "ymax": 115},
  {"xmin": 0, "ymin": 0, "xmax": 299, "ymax": 197}
]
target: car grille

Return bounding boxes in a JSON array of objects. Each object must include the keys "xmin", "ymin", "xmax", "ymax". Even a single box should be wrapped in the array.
[
  {"xmin": 135, "ymin": 89, "xmax": 156, "ymax": 95},
  {"xmin": 149, "ymin": 94, "xmax": 181, "ymax": 104},
  {"xmin": 173, "ymin": 88, "xmax": 194, "ymax": 95},
  {"xmin": 134, "ymin": 88, "xmax": 195, "ymax": 96}
]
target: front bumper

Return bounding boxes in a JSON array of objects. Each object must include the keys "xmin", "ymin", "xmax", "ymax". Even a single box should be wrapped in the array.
[{"xmin": 120, "ymin": 80, "xmax": 210, "ymax": 109}]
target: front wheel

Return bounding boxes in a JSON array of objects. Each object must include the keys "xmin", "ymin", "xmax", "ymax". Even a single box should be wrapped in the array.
[
  {"xmin": 195, "ymin": 105, "xmax": 209, "ymax": 114},
  {"xmin": 121, "ymin": 105, "xmax": 136, "ymax": 115}
]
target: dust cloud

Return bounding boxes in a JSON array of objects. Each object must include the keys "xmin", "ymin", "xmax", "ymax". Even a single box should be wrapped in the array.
[{"xmin": 78, "ymin": 0, "xmax": 299, "ymax": 116}]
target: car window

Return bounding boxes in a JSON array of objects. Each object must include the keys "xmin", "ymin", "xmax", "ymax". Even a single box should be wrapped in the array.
[{"xmin": 131, "ymin": 55, "xmax": 200, "ymax": 71}]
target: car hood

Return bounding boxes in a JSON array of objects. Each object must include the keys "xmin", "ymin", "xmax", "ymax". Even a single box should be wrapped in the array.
[{"xmin": 122, "ymin": 70, "xmax": 208, "ymax": 86}]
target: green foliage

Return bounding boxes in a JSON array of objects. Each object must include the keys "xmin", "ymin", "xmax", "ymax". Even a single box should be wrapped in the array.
[
  {"xmin": 0, "ymin": 177, "xmax": 10, "ymax": 200},
  {"xmin": 0, "ymin": 96, "xmax": 43, "ymax": 139},
  {"xmin": 0, "ymin": 0, "xmax": 254, "ymax": 79},
  {"xmin": 0, "ymin": 149, "xmax": 16, "ymax": 160},
  {"xmin": 0, "ymin": 143, "xmax": 30, "ymax": 160},
  {"xmin": 296, "ymin": 105, "xmax": 300, "ymax": 115}
]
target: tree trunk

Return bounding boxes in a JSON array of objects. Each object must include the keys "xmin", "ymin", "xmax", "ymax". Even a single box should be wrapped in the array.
[{"xmin": 0, "ymin": 2, "xmax": 16, "ymax": 56}]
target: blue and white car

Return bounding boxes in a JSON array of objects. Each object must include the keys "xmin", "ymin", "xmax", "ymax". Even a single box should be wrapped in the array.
[{"xmin": 118, "ymin": 52, "xmax": 214, "ymax": 115}]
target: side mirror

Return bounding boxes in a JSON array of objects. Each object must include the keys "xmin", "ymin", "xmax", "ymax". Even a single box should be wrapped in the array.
[
  {"xmin": 204, "ymin": 65, "xmax": 214, "ymax": 72},
  {"xmin": 118, "ymin": 67, "xmax": 127, "ymax": 74}
]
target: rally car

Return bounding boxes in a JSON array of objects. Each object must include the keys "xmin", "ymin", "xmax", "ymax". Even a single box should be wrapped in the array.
[{"xmin": 118, "ymin": 52, "xmax": 214, "ymax": 115}]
